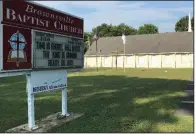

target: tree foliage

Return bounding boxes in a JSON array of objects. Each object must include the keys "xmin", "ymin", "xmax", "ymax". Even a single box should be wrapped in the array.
[
  {"xmin": 84, "ymin": 32, "xmax": 93, "ymax": 53},
  {"xmin": 84, "ymin": 23, "xmax": 160, "ymax": 53},
  {"xmin": 175, "ymin": 16, "xmax": 194, "ymax": 32},
  {"xmin": 191, "ymin": 17, "xmax": 194, "ymax": 31},
  {"xmin": 137, "ymin": 24, "xmax": 159, "ymax": 35},
  {"xmin": 91, "ymin": 23, "xmax": 137, "ymax": 38}
]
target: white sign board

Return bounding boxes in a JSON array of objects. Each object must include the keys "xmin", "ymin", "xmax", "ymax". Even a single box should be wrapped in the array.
[
  {"xmin": 30, "ymin": 70, "xmax": 67, "ymax": 93},
  {"xmin": 33, "ymin": 30, "xmax": 84, "ymax": 69}
]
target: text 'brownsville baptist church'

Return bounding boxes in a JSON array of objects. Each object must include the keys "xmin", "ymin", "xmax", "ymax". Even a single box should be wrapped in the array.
[{"xmin": 2, "ymin": 1, "xmax": 84, "ymax": 38}]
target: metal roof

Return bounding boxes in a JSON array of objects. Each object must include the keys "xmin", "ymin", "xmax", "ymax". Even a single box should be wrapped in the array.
[{"xmin": 85, "ymin": 32, "xmax": 193, "ymax": 56}]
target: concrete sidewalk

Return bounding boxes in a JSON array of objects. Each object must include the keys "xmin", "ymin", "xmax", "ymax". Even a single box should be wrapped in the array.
[
  {"xmin": 185, "ymin": 75, "xmax": 194, "ymax": 96},
  {"xmin": 174, "ymin": 74, "xmax": 194, "ymax": 116}
]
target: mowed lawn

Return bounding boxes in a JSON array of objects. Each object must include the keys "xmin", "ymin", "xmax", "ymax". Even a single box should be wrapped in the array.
[{"xmin": 0, "ymin": 68, "xmax": 193, "ymax": 132}]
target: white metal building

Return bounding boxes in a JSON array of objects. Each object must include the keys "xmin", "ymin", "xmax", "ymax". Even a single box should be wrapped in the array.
[{"xmin": 84, "ymin": 32, "xmax": 193, "ymax": 68}]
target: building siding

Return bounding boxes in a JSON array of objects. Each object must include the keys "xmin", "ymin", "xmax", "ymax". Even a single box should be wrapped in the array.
[
  {"xmin": 149, "ymin": 55, "xmax": 162, "ymax": 68},
  {"xmin": 84, "ymin": 53, "xmax": 193, "ymax": 69},
  {"xmin": 162, "ymin": 54, "xmax": 176, "ymax": 68},
  {"xmin": 126, "ymin": 55, "xmax": 136, "ymax": 68}
]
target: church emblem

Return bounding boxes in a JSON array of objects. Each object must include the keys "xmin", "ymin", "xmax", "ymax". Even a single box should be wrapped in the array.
[{"xmin": 7, "ymin": 30, "xmax": 27, "ymax": 67}]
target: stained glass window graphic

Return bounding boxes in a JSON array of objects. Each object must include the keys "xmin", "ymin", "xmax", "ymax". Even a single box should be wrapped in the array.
[
  {"xmin": 9, "ymin": 32, "xmax": 26, "ymax": 50},
  {"xmin": 7, "ymin": 30, "xmax": 27, "ymax": 67}
]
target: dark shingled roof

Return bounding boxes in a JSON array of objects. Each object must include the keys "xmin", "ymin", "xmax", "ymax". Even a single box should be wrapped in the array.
[{"xmin": 85, "ymin": 32, "xmax": 193, "ymax": 56}]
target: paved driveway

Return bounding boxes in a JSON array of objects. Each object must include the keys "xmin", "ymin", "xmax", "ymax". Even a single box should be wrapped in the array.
[{"xmin": 174, "ymin": 74, "xmax": 194, "ymax": 116}]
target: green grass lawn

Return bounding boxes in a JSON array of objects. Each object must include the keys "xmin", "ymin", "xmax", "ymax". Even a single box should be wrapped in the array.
[{"xmin": 0, "ymin": 68, "xmax": 193, "ymax": 132}]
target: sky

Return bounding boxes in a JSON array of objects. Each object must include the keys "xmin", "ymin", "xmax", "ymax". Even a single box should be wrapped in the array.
[{"xmin": 34, "ymin": 1, "xmax": 193, "ymax": 33}]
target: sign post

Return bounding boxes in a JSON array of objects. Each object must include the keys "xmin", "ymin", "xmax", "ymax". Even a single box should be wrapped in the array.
[
  {"xmin": 26, "ymin": 73, "xmax": 37, "ymax": 130},
  {"xmin": 112, "ymin": 49, "xmax": 123, "ymax": 70},
  {"xmin": 61, "ymin": 87, "xmax": 70, "ymax": 116},
  {"xmin": 92, "ymin": 29, "xmax": 99, "ymax": 72}
]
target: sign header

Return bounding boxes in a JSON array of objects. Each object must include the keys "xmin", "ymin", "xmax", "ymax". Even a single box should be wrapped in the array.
[{"xmin": 2, "ymin": 1, "xmax": 84, "ymax": 38}]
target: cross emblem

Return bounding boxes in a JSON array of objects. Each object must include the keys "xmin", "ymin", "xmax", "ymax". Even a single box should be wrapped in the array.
[{"xmin": 8, "ymin": 30, "xmax": 27, "ymax": 67}]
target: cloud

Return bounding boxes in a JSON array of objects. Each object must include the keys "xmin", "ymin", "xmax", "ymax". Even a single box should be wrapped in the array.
[{"xmin": 33, "ymin": 1, "xmax": 193, "ymax": 33}]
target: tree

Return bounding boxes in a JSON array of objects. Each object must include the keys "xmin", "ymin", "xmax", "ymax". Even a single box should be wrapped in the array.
[
  {"xmin": 175, "ymin": 16, "xmax": 194, "ymax": 32},
  {"xmin": 91, "ymin": 23, "xmax": 112, "ymax": 37},
  {"xmin": 91, "ymin": 23, "xmax": 137, "ymax": 37},
  {"xmin": 115, "ymin": 23, "xmax": 137, "ymax": 36},
  {"xmin": 175, "ymin": 16, "xmax": 188, "ymax": 32},
  {"xmin": 137, "ymin": 24, "xmax": 158, "ymax": 35},
  {"xmin": 84, "ymin": 32, "xmax": 93, "ymax": 53},
  {"xmin": 191, "ymin": 17, "xmax": 194, "ymax": 31}
]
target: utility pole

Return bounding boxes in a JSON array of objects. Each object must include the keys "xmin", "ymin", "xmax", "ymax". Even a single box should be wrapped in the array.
[
  {"xmin": 122, "ymin": 30, "xmax": 126, "ymax": 73},
  {"xmin": 188, "ymin": 12, "xmax": 192, "ymax": 32},
  {"xmin": 92, "ymin": 28, "xmax": 99, "ymax": 72},
  {"xmin": 112, "ymin": 48, "xmax": 123, "ymax": 70},
  {"xmin": 116, "ymin": 48, "xmax": 118, "ymax": 70},
  {"xmin": 96, "ymin": 39, "xmax": 98, "ymax": 72},
  {"xmin": 123, "ymin": 40, "xmax": 125, "ymax": 72}
]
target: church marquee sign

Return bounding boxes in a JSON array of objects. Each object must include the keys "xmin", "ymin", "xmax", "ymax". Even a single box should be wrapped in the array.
[{"xmin": 0, "ymin": 0, "xmax": 84, "ymax": 72}]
